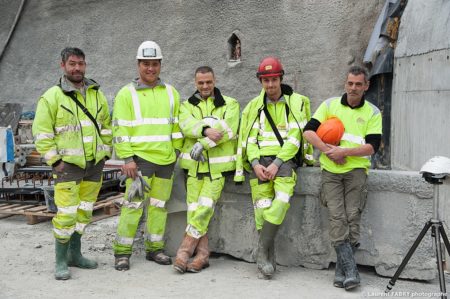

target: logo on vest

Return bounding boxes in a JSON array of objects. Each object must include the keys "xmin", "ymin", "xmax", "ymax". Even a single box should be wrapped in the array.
[{"xmin": 356, "ymin": 117, "xmax": 365, "ymax": 125}]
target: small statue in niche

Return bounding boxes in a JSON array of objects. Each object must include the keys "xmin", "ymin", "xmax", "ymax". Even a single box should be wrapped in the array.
[{"xmin": 233, "ymin": 39, "xmax": 241, "ymax": 60}]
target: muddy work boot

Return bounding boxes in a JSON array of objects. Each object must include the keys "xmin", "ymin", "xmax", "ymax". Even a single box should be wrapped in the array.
[
  {"xmin": 268, "ymin": 239, "xmax": 276, "ymax": 271},
  {"xmin": 67, "ymin": 232, "xmax": 98, "ymax": 269},
  {"xmin": 146, "ymin": 250, "xmax": 172, "ymax": 265},
  {"xmin": 114, "ymin": 254, "xmax": 131, "ymax": 271},
  {"xmin": 173, "ymin": 234, "xmax": 200, "ymax": 273},
  {"xmin": 187, "ymin": 234, "xmax": 210, "ymax": 273},
  {"xmin": 335, "ymin": 241, "xmax": 360, "ymax": 290},
  {"xmin": 333, "ymin": 252, "xmax": 345, "ymax": 288},
  {"xmin": 256, "ymin": 221, "xmax": 279, "ymax": 279},
  {"xmin": 55, "ymin": 240, "xmax": 70, "ymax": 280}
]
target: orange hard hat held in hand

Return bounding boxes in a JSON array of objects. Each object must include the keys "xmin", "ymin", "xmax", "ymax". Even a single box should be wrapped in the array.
[{"xmin": 317, "ymin": 117, "xmax": 345, "ymax": 146}]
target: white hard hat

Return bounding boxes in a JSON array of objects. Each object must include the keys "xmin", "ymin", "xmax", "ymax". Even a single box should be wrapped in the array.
[
  {"xmin": 420, "ymin": 156, "xmax": 450, "ymax": 178},
  {"xmin": 202, "ymin": 116, "xmax": 220, "ymax": 128},
  {"xmin": 136, "ymin": 41, "xmax": 163, "ymax": 60}
]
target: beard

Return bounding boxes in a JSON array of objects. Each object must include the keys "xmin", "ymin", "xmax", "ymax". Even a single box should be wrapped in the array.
[{"xmin": 66, "ymin": 72, "xmax": 84, "ymax": 84}]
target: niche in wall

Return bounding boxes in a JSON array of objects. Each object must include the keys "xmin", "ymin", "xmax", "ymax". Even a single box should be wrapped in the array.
[{"xmin": 228, "ymin": 33, "xmax": 241, "ymax": 61}]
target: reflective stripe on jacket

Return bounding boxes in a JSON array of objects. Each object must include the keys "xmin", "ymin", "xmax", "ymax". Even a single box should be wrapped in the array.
[
  {"xmin": 112, "ymin": 81, "xmax": 183, "ymax": 165},
  {"xmin": 179, "ymin": 90, "xmax": 239, "ymax": 179},
  {"xmin": 234, "ymin": 87, "xmax": 313, "ymax": 182},
  {"xmin": 312, "ymin": 96, "xmax": 382, "ymax": 173}
]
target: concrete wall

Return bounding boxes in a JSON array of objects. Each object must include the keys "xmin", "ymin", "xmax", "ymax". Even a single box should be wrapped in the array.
[
  {"xmin": 0, "ymin": 0, "xmax": 383, "ymax": 111},
  {"xmin": 163, "ymin": 167, "xmax": 448, "ymax": 280},
  {"xmin": 391, "ymin": 0, "xmax": 450, "ymax": 170}
]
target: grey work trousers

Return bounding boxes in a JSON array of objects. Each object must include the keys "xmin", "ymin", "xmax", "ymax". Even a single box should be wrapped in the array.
[{"xmin": 320, "ymin": 168, "xmax": 368, "ymax": 247}]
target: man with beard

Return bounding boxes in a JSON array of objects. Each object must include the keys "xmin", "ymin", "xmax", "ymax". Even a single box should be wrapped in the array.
[
  {"xmin": 33, "ymin": 47, "xmax": 112, "ymax": 280},
  {"xmin": 303, "ymin": 65, "xmax": 382, "ymax": 290},
  {"xmin": 234, "ymin": 57, "xmax": 313, "ymax": 279}
]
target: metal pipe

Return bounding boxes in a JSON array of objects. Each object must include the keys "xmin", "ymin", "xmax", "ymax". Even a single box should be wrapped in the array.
[{"xmin": 0, "ymin": 0, "xmax": 26, "ymax": 63}]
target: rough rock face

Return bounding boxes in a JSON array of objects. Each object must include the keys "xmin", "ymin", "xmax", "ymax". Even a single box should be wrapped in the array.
[{"xmin": 166, "ymin": 167, "xmax": 440, "ymax": 280}]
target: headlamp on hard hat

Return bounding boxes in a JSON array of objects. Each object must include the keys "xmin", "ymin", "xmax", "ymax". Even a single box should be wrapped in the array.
[
  {"xmin": 142, "ymin": 48, "xmax": 156, "ymax": 58},
  {"xmin": 136, "ymin": 41, "xmax": 163, "ymax": 60}
]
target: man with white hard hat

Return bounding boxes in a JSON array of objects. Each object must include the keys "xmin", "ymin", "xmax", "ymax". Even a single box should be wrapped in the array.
[{"xmin": 112, "ymin": 41, "xmax": 183, "ymax": 271}]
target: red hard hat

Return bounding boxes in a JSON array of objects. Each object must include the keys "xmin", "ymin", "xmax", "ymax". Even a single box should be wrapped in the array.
[
  {"xmin": 256, "ymin": 57, "xmax": 284, "ymax": 78},
  {"xmin": 317, "ymin": 117, "xmax": 345, "ymax": 146}
]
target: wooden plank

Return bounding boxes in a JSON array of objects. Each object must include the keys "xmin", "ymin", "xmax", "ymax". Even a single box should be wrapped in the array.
[
  {"xmin": 26, "ymin": 215, "xmax": 49, "ymax": 225},
  {"xmin": 104, "ymin": 204, "xmax": 119, "ymax": 215},
  {"xmin": 91, "ymin": 208, "xmax": 119, "ymax": 223},
  {"xmin": 24, "ymin": 210, "xmax": 54, "ymax": 217},
  {"xmin": 0, "ymin": 193, "xmax": 123, "ymax": 225},
  {"xmin": 0, "ymin": 204, "xmax": 23, "ymax": 212},
  {"xmin": 10, "ymin": 204, "xmax": 36, "ymax": 211},
  {"xmin": 93, "ymin": 201, "xmax": 112, "ymax": 210},
  {"xmin": 26, "ymin": 206, "xmax": 49, "ymax": 212}
]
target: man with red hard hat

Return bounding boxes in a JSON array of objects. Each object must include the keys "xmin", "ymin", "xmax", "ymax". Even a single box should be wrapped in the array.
[
  {"xmin": 235, "ymin": 56, "xmax": 313, "ymax": 279},
  {"xmin": 303, "ymin": 65, "xmax": 382, "ymax": 290}
]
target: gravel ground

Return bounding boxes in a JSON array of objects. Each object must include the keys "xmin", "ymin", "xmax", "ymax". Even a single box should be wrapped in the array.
[{"xmin": 0, "ymin": 215, "xmax": 447, "ymax": 299}]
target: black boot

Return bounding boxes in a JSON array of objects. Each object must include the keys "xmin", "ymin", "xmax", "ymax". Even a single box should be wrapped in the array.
[
  {"xmin": 334, "ymin": 243, "xmax": 359, "ymax": 288},
  {"xmin": 256, "ymin": 221, "xmax": 279, "ymax": 279},
  {"xmin": 333, "ymin": 251, "xmax": 345, "ymax": 288},
  {"xmin": 335, "ymin": 241, "xmax": 360, "ymax": 290}
]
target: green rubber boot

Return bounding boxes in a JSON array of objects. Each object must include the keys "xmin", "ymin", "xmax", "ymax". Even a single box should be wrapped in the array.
[
  {"xmin": 67, "ymin": 232, "xmax": 98, "ymax": 269},
  {"xmin": 256, "ymin": 221, "xmax": 279, "ymax": 279},
  {"xmin": 55, "ymin": 240, "xmax": 70, "ymax": 280}
]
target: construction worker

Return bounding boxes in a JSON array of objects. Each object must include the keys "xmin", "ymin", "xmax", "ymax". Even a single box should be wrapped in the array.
[
  {"xmin": 112, "ymin": 41, "xmax": 183, "ymax": 271},
  {"xmin": 303, "ymin": 65, "xmax": 382, "ymax": 290},
  {"xmin": 234, "ymin": 57, "xmax": 313, "ymax": 279},
  {"xmin": 32, "ymin": 47, "xmax": 112, "ymax": 280},
  {"xmin": 173, "ymin": 66, "xmax": 239, "ymax": 273}
]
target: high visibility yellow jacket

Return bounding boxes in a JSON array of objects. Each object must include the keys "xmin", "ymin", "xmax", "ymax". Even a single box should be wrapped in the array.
[
  {"xmin": 312, "ymin": 96, "xmax": 382, "ymax": 173},
  {"xmin": 112, "ymin": 80, "xmax": 183, "ymax": 165},
  {"xmin": 234, "ymin": 85, "xmax": 313, "ymax": 182},
  {"xmin": 179, "ymin": 88, "xmax": 240, "ymax": 179},
  {"xmin": 32, "ymin": 77, "xmax": 112, "ymax": 168}
]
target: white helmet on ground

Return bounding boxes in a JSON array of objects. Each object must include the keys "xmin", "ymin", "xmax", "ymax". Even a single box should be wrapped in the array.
[{"xmin": 136, "ymin": 41, "xmax": 163, "ymax": 60}]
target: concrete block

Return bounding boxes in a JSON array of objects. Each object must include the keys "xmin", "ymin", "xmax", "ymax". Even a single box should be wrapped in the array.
[{"xmin": 166, "ymin": 167, "xmax": 440, "ymax": 280}]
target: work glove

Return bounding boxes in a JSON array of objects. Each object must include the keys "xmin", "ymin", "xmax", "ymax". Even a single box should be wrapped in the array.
[
  {"xmin": 190, "ymin": 142, "xmax": 206, "ymax": 162},
  {"xmin": 119, "ymin": 172, "xmax": 151, "ymax": 202}
]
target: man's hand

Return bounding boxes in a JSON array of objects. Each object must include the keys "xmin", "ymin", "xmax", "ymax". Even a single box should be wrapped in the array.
[
  {"xmin": 190, "ymin": 142, "xmax": 206, "ymax": 162},
  {"xmin": 324, "ymin": 145, "xmax": 347, "ymax": 165},
  {"xmin": 253, "ymin": 164, "xmax": 268, "ymax": 181},
  {"xmin": 122, "ymin": 161, "xmax": 138, "ymax": 179},
  {"xmin": 54, "ymin": 161, "xmax": 65, "ymax": 173},
  {"xmin": 204, "ymin": 128, "xmax": 223, "ymax": 142},
  {"xmin": 264, "ymin": 163, "xmax": 279, "ymax": 180}
]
